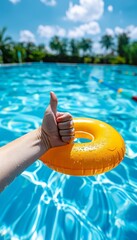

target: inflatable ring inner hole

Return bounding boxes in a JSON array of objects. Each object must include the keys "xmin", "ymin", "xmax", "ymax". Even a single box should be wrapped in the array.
[{"xmin": 74, "ymin": 131, "xmax": 94, "ymax": 143}]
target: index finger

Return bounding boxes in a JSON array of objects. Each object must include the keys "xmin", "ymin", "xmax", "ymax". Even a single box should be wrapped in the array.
[
  {"xmin": 58, "ymin": 120, "xmax": 74, "ymax": 130},
  {"xmin": 57, "ymin": 112, "xmax": 73, "ymax": 122}
]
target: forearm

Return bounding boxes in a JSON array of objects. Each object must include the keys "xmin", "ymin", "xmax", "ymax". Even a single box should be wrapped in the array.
[{"xmin": 0, "ymin": 127, "xmax": 50, "ymax": 192}]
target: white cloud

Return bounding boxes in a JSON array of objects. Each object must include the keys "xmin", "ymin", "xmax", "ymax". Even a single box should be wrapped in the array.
[
  {"xmin": 68, "ymin": 28, "xmax": 84, "ymax": 39},
  {"xmin": 126, "ymin": 25, "xmax": 137, "ymax": 39},
  {"xmin": 92, "ymin": 42, "xmax": 104, "ymax": 54},
  {"xmin": 38, "ymin": 22, "xmax": 100, "ymax": 39},
  {"xmin": 56, "ymin": 27, "xmax": 66, "ymax": 38},
  {"xmin": 66, "ymin": 0, "xmax": 104, "ymax": 22},
  {"xmin": 19, "ymin": 30, "xmax": 36, "ymax": 43},
  {"xmin": 105, "ymin": 28, "xmax": 114, "ymax": 36},
  {"xmin": 9, "ymin": 0, "xmax": 21, "ymax": 4},
  {"xmin": 115, "ymin": 26, "xmax": 124, "ymax": 35},
  {"xmin": 37, "ymin": 25, "xmax": 66, "ymax": 38},
  {"xmin": 38, "ymin": 25, "xmax": 55, "ymax": 38},
  {"xmin": 108, "ymin": 5, "xmax": 113, "ymax": 12},
  {"xmin": 40, "ymin": 0, "xmax": 56, "ymax": 6},
  {"xmin": 68, "ymin": 22, "xmax": 100, "ymax": 38},
  {"xmin": 106, "ymin": 25, "xmax": 137, "ymax": 40}
]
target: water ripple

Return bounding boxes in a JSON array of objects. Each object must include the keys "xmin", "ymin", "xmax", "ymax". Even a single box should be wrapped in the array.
[{"xmin": 0, "ymin": 63, "xmax": 137, "ymax": 240}]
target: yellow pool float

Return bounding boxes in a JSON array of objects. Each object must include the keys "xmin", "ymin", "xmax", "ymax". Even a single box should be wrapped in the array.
[{"xmin": 40, "ymin": 118, "xmax": 125, "ymax": 176}]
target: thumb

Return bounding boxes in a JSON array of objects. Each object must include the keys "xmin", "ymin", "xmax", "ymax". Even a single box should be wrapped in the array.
[{"xmin": 50, "ymin": 91, "xmax": 58, "ymax": 115}]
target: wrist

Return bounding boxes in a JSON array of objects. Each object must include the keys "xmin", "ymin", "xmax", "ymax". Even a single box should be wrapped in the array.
[{"xmin": 36, "ymin": 127, "xmax": 51, "ymax": 155}]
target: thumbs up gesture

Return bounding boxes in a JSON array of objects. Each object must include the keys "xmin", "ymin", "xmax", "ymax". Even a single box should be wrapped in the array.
[{"xmin": 42, "ymin": 92, "xmax": 75, "ymax": 148}]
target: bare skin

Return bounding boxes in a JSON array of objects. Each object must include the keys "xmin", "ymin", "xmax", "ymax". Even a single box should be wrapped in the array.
[{"xmin": 0, "ymin": 92, "xmax": 74, "ymax": 192}]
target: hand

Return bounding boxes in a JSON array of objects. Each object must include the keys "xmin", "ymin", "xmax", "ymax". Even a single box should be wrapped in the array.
[{"xmin": 41, "ymin": 92, "xmax": 75, "ymax": 148}]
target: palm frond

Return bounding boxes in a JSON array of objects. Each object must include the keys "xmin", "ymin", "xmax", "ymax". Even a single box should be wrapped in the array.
[{"xmin": 4, "ymin": 36, "xmax": 12, "ymax": 43}]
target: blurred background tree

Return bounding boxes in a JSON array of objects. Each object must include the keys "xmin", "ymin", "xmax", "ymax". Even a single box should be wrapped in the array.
[{"xmin": 0, "ymin": 27, "xmax": 137, "ymax": 65}]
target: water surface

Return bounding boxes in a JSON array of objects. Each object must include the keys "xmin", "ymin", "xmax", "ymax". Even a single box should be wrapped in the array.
[{"xmin": 0, "ymin": 63, "xmax": 137, "ymax": 240}]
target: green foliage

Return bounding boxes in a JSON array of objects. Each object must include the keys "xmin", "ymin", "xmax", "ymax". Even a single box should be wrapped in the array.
[
  {"xmin": 29, "ymin": 50, "xmax": 46, "ymax": 62},
  {"xmin": 128, "ymin": 42, "xmax": 137, "ymax": 65},
  {"xmin": 49, "ymin": 36, "xmax": 68, "ymax": 56},
  {"xmin": 0, "ymin": 55, "xmax": 3, "ymax": 63},
  {"xmin": 0, "ymin": 27, "xmax": 13, "ymax": 63},
  {"xmin": 100, "ymin": 34, "xmax": 114, "ymax": 52},
  {"xmin": 79, "ymin": 38, "xmax": 92, "ymax": 56},
  {"xmin": 69, "ymin": 39, "xmax": 79, "ymax": 56},
  {"xmin": 117, "ymin": 33, "xmax": 129, "ymax": 57},
  {"xmin": 13, "ymin": 43, "xmax": 26, "ymax": 62},
  {"xmin": 93, "ymin": 57, "xmax": 101, "ymax": 64},
  {"xmin": 0, "ymin": 27, "xmax": 137, "ymax": 65},
  {"xmin": 109, "ymin": 56, "xmax": 126, "ymax": 64},
  {"xmin": 131, "ymin": 43, "xmax": 137, "ymax": 65},
  {"xmin": 84, "ymin": 57, "xmax": 92, "ymax": 63}
]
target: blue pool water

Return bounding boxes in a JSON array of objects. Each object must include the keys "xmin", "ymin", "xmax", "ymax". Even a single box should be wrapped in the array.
[{"xmin": 0, "ymin": 63, "xmax": 137, "ymax": 240}]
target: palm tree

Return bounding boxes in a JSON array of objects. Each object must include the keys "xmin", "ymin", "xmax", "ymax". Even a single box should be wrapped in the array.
[
  {"xmin": 124, "ymin": 41, "xmax": 137, "ymax": 65},
  {"xmin": 49, "ymin": 36, "xmax": 62, "ymax": 55},
  {"xmin": 49, "ymin": 36, "xmax": 68, "ymax": 56},
  {"xmin": 69, "ymin": 39, "xmax": 79, "ymax": 57},
  {"xmin": 100, "ymin": 34, "xmax": 114, "ymax": 53},
  {"xmin": 38, "ymin": 43, "xmax": 46, "ymax": 52},
  {"xmin": 0, "ymin": 27, "xmax": 13, "ymax": 63},
  {"xmin": 79, "ymin": 38, "xmax": 92, "ymax": 56},
  {"xmin": 60, "ymin": 38, "xmax": 68, "ymax": 56},
  {"xmin": 24, "ymin": 42, "xmax": 36, "ymax": 62},
  {"xmin": 117, "ymin": 33, "xmax": 129, "ymax": 57},
  {"xmin": 130, "ymin": 41, "xmax": 137, "ymax": 65}
]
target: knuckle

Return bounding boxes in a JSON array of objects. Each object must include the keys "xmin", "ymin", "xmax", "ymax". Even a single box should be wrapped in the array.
[
  {"xmin": 59, "ymin": 129, "xmax": 63, "ymax": 135},
  {"xmin": 71, "ymin": 127, "xmax": 75, "ymax": 133},
  {"xmin": 66, "ymin": 112, "xmax": 72, "ymax": 119},
  {"xmin": 68, "ymin": 120, "xmax": 73, "ymax": 128},
  {"xmin": 69, "ymin": 128, "xmax": 74, "ymax": 135},
  {"xmin": 62, "ymin": 136, "xmax": 67, "ymax": 142}
]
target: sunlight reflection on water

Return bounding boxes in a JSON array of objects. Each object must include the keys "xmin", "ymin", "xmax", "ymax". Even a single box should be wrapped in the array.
[{"xmin": 0, "ymin": 63, "xmax": 137, "ymax": 240}]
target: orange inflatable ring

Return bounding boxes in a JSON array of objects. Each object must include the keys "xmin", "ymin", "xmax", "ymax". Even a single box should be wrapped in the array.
[{"xmin": 40, "ymin": 118, "xmax": 125, "ymax": 176}]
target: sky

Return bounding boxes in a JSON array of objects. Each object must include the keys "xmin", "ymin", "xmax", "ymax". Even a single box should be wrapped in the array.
[{"xmin": 0, "ymin": 0, "xmax": 137, "ymax": 53}]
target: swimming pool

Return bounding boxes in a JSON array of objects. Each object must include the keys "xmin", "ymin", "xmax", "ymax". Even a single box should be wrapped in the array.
[{"xmin": 0, "ymin": 63, "xmax": 137, "ymax": 240}]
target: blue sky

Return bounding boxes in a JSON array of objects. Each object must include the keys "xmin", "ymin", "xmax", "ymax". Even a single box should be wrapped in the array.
[{"xmin": 0, "ymin": 0, "xmax": 137, "ymax": 52}]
